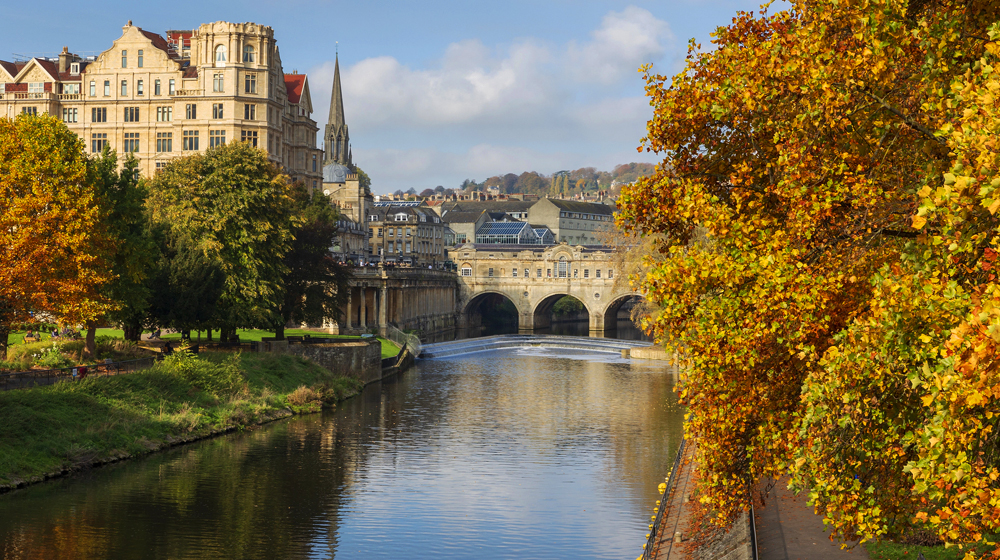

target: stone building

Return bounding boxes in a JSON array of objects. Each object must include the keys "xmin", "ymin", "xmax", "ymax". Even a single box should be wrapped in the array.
[
  {"xmin": 368, "ymin": 203, "xmax": 447, "ymax": 266},
  {"xmin": 0, "ymin": 21, "xmax": 322, "ymax": 185},
  {"xmin": 526, "ymin": 198, "xmax": 615, "ymax": 245}
]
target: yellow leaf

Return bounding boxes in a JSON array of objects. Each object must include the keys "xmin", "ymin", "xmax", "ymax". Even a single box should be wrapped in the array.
[{"xmin": 912, "ymin": 215, "xmax": 928, "ymax": 229}]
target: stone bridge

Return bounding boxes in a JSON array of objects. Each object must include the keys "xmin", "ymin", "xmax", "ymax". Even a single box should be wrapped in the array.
[
  {"xmin": 452, "ymin": 243, "xmax": 643, "ymax": 334},
  {"xmin": 330, "ymin": 267, "xmax": 458, "ymax": 336}
]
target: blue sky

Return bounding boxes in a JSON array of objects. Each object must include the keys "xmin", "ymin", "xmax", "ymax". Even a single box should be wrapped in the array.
[{"xmin": 7, "ymin": 0, "xmax": 778, "ymax": 193}]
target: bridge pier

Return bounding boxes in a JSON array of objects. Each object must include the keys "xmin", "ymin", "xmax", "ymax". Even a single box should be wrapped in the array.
[{"xmin": 589, "ymin": 312, "xmax": 605, "ymax": 337}]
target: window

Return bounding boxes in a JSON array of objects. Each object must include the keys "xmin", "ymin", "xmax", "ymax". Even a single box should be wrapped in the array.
[
  {"xmin": 91, "ymin": 133, "xmax": 107, "ymax": 153},
  {"xmin": 70, "ymin": 62, "xmax": 80, "ymax": 75},
  {"xmin": 547, "ymin": 269, "xmax": 552, "ymax": 277},
  {"xmin": 154, "ymin": 79, "xmax": 161, "ymax": 95},
  {"xmin": 512, "ymin": 269, "xmax": 518, "ymax": 278},
  {"xmin": 608, "ymin": 269, "xmax": 613, "ymax": 279},
  {"xmin": 213, "ymin": 73, "xmax": 224, "ymax": 92},
  {"xmin": 168, "ymin": 79, "xmax": 175, "ymax": 95},
  {"xmin": 244, "ymin": 73, "xmax": 257, "ymax": 94},
  {"xmin": 488, "ymin": 268, "xmax": 494, "ymax": 277},
  {"xmin": 406, "ymin": 228, "xmax": 412, "ymax": 237},
  {"xmin": 537, "ymin": 269, "xmax": 542, "ymax": 278},
  {"xmin": 123, "ymin": 132, "xmax": 139, "ymax": 152},
  {"xmin": 396, "ymin": 227, "xmax": 402, "ymax": 237},
  {"xmin": 62, "ymin": 83, "xmax": 79, "ymax": 95},
  {"xmin": 155, "ymin": 161, "xmax": 168, "ymax": 172},
  {"xmin": 596, "ymin": 269, "xmax": 601, "ymax": 278},
  {"xmin": 244, "ymin": 103, "xmax": 256, "ymax": 120},
  {"xmin": 90, "ymin": 81, "xmax": 96, "ymax": 96},
  {"xmin": 27, "ymin": 82, "xmax": 43, "ymax": 95},
  {"xmin": 121, "ymin": 80, "xmax": 127, "ymax": 96},
  {"xmin": 185, "ymin": 104, "xmax": 197, "ymax": 119},
  {"xmin": 124, "ymin": 107, "xmax": 139, "ymax": 122},
  {"xmin": 91, "ymin": 107, "xmax": 107, "ymax": 122},
  {"xmin": 377, "ymin": 228, "xmax": 383, "ymax": 238},
  {"xmin": 21, "ymin": 107, "xmax": 37, "ymax": 116},
  {"xmin": 312, "ymin": 154, "xmax": 317, "ymax": 172},
  {"xmin": 62, "ymin": 108, "xmax": 78, "ymax": 122},
  {"xmin": 104, "ymin": 80, "xmax": 110, "ymax": 96},
  {"xmin": 525, "ymin": 268, "xmax": 529, "ymax": 277},
  {"xmin": 584, "ymin": 269, "xmax": 589, "ymax": 278},
  {"xmin": 243, "ymin": 45, "xmax": 255, "ymax": 63},
  {"xmin": 137, "ymin": 49, "xmax": 143, "ymax": 68},
  {"xmin": 182, "ymin": 130, "xmax": 199, "ymax": 151},
  {"xmin": 388, "ymin": 228, "xmax": 394, "ymax": 237},
  {"xmin": 156, "ymin": 132, "xmax": 172, "ymax": 152},
  {"xmin": 209, "ymin": 130, "xmax": 225, "ymax": 148},
  {"xmin": 405, "ymin": 242, "xmax": 411, "ymax": 253},
  {"xmin": 573, "ymin": 269, "xmax": 578, "ymax": 278},
  {"xmin": 212, "ymin": 103, "xmax": 223, "ymax": 119},
  {"xmin": 156, "ymin": 107, "xmax": 172, "ymax": 121},
  {"xmin": 240, "ymin": 130, "xmax": 258, "ymax": 147},
  {"xmin": 215, "ymin": 45, "xmax": 227, "ymax": 62},
  {"xmin": 137, "ymin": 79, "xmax": 144, "ymax": 95},
  {"xmin": 121, "ymin": 50, "xmax": 127, "ymax": 68},
  {"xmin": 461, "ymin": 267, "xmax": 472, "ymax": 277}
]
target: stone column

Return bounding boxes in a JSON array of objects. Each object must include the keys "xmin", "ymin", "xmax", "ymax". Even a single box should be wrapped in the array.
[
  {"xmin": 345, "ymin": 290, "xmax": 353, "ymax": 331},
  {"xmin": 379, "ymin": 282, "xmax": 388, "ymax": 337},
  {"xmin": 589, "ymin": 311, "xmax": 605, "ymax": 337},
  {"xmin": 359, "ymin": 287, "xmax": 367, "ymax": 329}
]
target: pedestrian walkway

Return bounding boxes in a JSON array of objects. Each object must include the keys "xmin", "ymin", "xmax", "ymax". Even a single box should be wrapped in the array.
[
  {"xmin": 755, "ymin": 478, "xmax": 869, "ymax": 560},
  {"xmin": 649, "ymin": 441, "xmax": 699, "ymax": 559}
]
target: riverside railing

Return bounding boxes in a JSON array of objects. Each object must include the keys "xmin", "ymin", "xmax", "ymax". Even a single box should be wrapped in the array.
[
  {"xmin": 643, "ymin": 438, "xmax": 687, "ymax": 560},
  {"xmin": 0, "ymin": 357, "xmax": 158, "ymax": 391},
  {"xmin": 384, "ymin": 325, "xmax": 422, "ymax": 358}
]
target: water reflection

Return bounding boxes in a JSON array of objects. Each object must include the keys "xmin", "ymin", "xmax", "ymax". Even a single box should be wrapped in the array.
[{"xmin": 0, "ymin": 350, "xmax": 682, "ymax": 559}]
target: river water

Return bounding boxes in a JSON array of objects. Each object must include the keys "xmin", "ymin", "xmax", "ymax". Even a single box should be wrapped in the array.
[{"xmin": 0, "ymin": 343, "xmax": 682, "ymax": 559}]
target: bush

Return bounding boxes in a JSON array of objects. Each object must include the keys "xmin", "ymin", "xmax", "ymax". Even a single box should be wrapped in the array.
[
  {"xmin": 156, "ymin": 346, "xmax": 245, "ymax": 397},
  {"xmin": 286, "ymin": 385, "xmax": 322, "ymax": 413}
]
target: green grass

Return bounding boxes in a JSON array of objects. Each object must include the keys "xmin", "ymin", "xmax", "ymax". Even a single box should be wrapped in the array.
[
  {"xmin": 6, "ymin": 329, "xmax": 403, "ymax": 366},
  {"xmin": 865, "ymin": 539, "xmax": 995, "ymax": 559},
  {"xmin": 0, "ymin": 351, "xmax": 364, "ymax": 488}
]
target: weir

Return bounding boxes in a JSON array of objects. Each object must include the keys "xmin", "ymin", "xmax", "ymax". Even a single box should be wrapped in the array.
[{"xmin": 420, "ymin": 334, "xmax": 652, "ymax": 359}]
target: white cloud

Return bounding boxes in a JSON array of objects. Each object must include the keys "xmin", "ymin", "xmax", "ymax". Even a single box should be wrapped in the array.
[{"xmin": 306, "ymin": 6, "xmax": 673, "ymax": 191}]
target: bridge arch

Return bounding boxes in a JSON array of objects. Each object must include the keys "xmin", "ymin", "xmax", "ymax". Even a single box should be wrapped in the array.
[
  {"xmin": 531, "ymin": 293, "xmax": 592, "ymax": 331},
  {"xmin": 601, "ymin": 293, "xmax": 645, "ymax": 332},
  {"xmin": 462, "ymin": 290, "xmax": 524, "ymax": 331}
]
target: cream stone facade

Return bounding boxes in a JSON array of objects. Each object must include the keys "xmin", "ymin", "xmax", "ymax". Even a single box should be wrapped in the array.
[{"xmin": 0, "ymin": 21, "xmax": 321, "ymax": 185}]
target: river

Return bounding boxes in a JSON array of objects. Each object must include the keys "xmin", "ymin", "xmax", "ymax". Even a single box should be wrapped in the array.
[{"xmin": 0, "ymin": 342, "xmax": 682, "ymax": 559}]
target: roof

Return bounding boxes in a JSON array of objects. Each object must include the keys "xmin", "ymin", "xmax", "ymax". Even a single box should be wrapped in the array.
[
  {"xmin": 442, "ymin": 200, "xmax": 535, "ymax": 214},
  {"xmin": 284, "ymin": 74, "xmax": 305, "ymax": 104},
  {"xmin": 0, "ymin": 60, "xmax": 17, "ymax": 78},
  {"xmin": 373, "ymin": 201, "xmax": 422, "ymax": 207},
  {"xmin": 183, "ymin": 66, "xmax": 198, "ymax": 79},
  {"xmin": 441, "ymin": 211, "xmax": 485, "ymax": 224},
  {"xmin": 478, "ymin": 222, "xmax": 533, "ymax": 236},
  {"xmin": 138, "ymin": 28, "xmax": 181, "ymax": 60},
  {"xmin": 544, "ymin": 198, "xmax": 615, "ymax": 215}
]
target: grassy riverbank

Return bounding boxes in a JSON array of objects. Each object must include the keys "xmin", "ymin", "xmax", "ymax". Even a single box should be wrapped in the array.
[{"xmin": 0, "ymin": 350, "xmax": 364, "ymax": 491}]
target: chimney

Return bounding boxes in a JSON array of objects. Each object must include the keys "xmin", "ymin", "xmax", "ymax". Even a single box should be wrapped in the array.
[{"xmin": 58, "ymin": 46, "xmax": 70, "ymax": 73}]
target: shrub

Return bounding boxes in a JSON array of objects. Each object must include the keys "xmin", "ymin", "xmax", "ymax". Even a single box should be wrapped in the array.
[
  {"xmin": 286, "ymin": 385, "xmax": 322, "ymax": 413},
  {"xmin": 157, "ymin": 346, "xmax": 245, "ymax": 397}
]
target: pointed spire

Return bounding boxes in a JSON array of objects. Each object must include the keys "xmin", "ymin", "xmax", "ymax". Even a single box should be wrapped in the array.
[{"xmin": 328, "ymin": 53, "xmax": 345, "ymax": 128}]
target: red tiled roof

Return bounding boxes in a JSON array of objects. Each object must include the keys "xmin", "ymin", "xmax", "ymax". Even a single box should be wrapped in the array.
[
  {"xmin": 33, "ymin": 59, "xmax": 59, "ymax": 80},
  {"xmin": 183, "ymin": 66, "xmax": 198, "ymax": 79},
  {"xmin": 284, "ymin": 74, "xmax": 305, "ymax": 104},
  {"xmin": 138, "ymin": 28, "xmax": 180, "ymax": 60},
  {"xmin": 0, "ymin": 60, "xmax": 17, "ymax": 78}
]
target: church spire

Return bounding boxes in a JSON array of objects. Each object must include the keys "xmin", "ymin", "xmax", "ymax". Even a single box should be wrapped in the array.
[{"xmin": 324, "ymin": 52, "xmax": 351, "ymax": 166}]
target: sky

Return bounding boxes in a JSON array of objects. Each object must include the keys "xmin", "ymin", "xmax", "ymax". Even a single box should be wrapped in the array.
[{"xmin": 6, "ymin": 0, "xmax": 780, "ymax": 194}]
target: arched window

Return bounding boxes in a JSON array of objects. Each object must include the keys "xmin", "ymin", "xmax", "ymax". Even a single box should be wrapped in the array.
[
  {"xmin": 242, "ymin": 45, "xmax": 255, "ymax": 63},
  {"xmin": 215, "ymin": 45, "xmax": 227, "ymax": 62},
  {"xmin": 557, "ymin": 256, "xmax": 568, "ymax": 278}
]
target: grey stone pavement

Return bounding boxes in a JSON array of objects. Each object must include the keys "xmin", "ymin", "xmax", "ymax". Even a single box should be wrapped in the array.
[{"xmin": 755, "ymin": 479, "xmax": 870, "ymax": 560}]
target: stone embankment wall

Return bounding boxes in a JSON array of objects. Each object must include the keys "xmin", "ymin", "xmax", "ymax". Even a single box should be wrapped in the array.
[
  {"xmin": 690, "ymin": 511, "xmax": 754, "ymax": 560},
  {"xmin": 287, "ymin": 339, "xmax": 383, "ymax": 385}
]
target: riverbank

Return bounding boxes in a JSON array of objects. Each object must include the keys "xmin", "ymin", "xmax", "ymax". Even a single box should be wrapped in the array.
[{"xmin": 0, "ymin": 350, "xmax": 365, "ymax": 493}]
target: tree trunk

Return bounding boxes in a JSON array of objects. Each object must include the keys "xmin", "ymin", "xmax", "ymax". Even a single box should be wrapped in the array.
[
  {"xmin": 181, "ymin": 329, "xmax": 190, "ymax": 341},
  {"xmin": 122, "ymin": 322, "xmax": 142, "ymax": 342},
  {"xmin": 275, "ymin": 324, "xmax": 285, "ymax": 341},
  {"xmin": 207, "ymin": 329, "xmax": 213, "ymax": 342},
  {"xmin": 85, "ymin": 321, "xmax": 97, "ymax": 358},
  {"xmin": 0, "ymin": 324, "xmax": 9, "ymax": 361}
]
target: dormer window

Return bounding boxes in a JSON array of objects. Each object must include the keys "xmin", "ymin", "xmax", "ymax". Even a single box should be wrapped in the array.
[
  {"xmin": 70, "ymin": 62, "xmax": 80, "ymax": 75},
  {"xmin": 215, "ymin": 45, "xmax": 227, "ymax": 63},
  {"xmin": 395, "ymin": 213, "xmax": 408, "ymax": 222}
]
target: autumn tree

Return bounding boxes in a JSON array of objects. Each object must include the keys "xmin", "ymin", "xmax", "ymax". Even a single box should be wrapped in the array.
[
  {"xmin": 0, "ymin": 114, "xmax": 113, "ymax": 358},
  {"xmin": 618, "ymin": 0, "xmax": 1000, "ymax": 553},
  {"xmin": 147, "ymin": 142, "xmax": 295, "ymax": 340}
]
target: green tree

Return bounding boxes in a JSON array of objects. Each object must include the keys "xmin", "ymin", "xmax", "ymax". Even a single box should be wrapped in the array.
[
  {"xmin": 87, "ymin": 147, "xmax": 157, "ymax": 347},
  {"xmin": 275, "ymin": 188, "xmax": 352, "ymax": 340},
  {"xmin": 353, "ymin": 165, "xmax": 372, "ymax": 194},
  {"xmin": 147, "ymin": 227, "xmax": 226, "ymax": 335},
  {"xmin": 147, "ymin": 142, "xmax": 295, "ymax": 340},
  {"xmin": 0, "ymin": 114, "xmax": 113, "ymax": 358}
]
